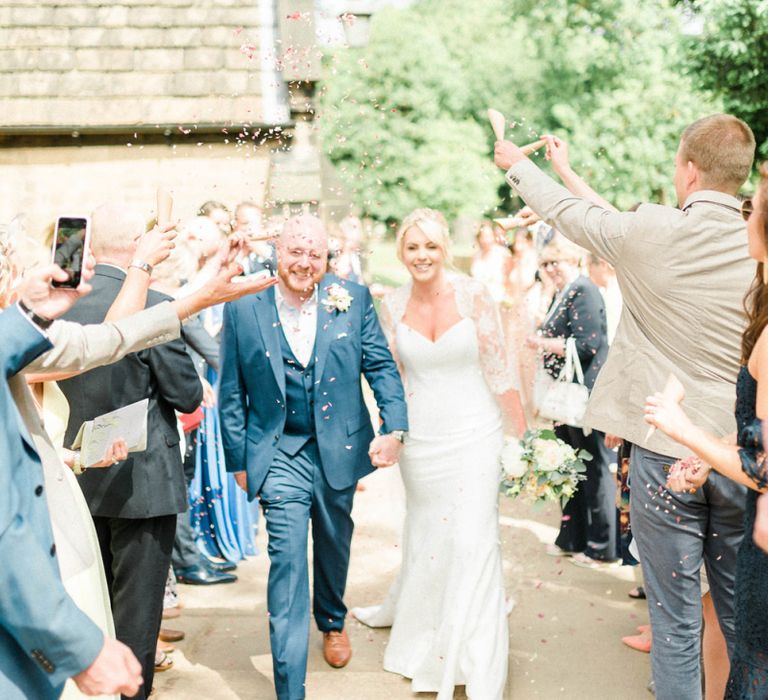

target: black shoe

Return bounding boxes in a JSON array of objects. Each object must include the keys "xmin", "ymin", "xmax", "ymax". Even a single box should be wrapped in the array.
[
  {"xmin": 175, "ymin": 564, "xmax": 237, "ymax": 585},
  {"xmin": 202, "ymin": 555, "xmax": 237, "ymax": 573}
]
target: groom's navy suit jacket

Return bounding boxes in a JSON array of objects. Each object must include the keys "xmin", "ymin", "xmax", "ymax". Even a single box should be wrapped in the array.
[{"xmin": 219, "ymin": 274, "xmax": 408, "ymax": 497}]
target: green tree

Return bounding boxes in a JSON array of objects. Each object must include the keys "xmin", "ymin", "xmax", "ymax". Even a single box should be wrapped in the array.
[
  {"xmin": 320, "ymin": 0, "xmax": 715, "ymax": 222},
  {"xmin": 683, "ymin": 0, "xmax": 768, "ymax": 156}
]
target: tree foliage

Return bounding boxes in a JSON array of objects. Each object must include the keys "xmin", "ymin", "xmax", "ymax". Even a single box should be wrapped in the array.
[
  {"xmin": 319, "ymin": 0, "xmax": 718, "ymax": 222},
  {"xmin": 683, "ymin": 0, "xmax": 768, "ymax": 156}
]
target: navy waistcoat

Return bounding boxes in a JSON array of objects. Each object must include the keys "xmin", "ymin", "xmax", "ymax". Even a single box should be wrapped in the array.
[{"xmin": 277, "ymin": 326, "xmax": 317, "ymax": 455}]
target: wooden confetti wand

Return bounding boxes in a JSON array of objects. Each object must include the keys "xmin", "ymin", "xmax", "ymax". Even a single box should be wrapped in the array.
[
  {"xmin": 487, "ymin": 108, "xmax": 547, "ymax": 155},
  {"xmin": 646, "ymin": 373, "xmax": 686, "ymax": 442},
  {"xmin": 157, "ymin": 188, "xmax": 173, "ymax": 228}
]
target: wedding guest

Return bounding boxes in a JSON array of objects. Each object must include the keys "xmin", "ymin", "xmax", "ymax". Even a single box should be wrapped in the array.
[
  {"xmin": 199, "ymin": 200, "xmax": 232, "ymax": 237},
  {"xmin": 645, "ymin": 164, "xmax": 768, "ymax": 698},
  {"xmin": 219, "ymin": 214, "xmax": 408, "ymax": 700},
  {"xmin": 57, "ymin": 206, "xmax": 200, "ymax": 698},
  {"xmin": 233, "ymin": 202, "xmax": 276, "ymax": 275},
  {"xmin": 500, "ymin": 226, "xmax": 547, "ymax": 422},
  {"xmin": 470, "ymin": 219, "xmax": 510, "ymax": 304},
  {"xmin": 334, "ymin": 215, "xmax": 365, "ymax": 284},
  {"xmin": 353, "ymin": 208, "xmax": 525, "ymax": 699},
  {"xmin": 151, "ymin": 245, "xmax": 241, "ymax": 585},
  {"xmin": 529, "ymin": 236, "xmax": 616, "ymax": 566},
  {"xmin": 495, "ymin": 113, "xmax": 756, "ymax": 699}
]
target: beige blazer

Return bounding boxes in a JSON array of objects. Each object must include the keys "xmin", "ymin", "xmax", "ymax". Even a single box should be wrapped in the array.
[
  {"xmin": 10, "ymin": 302, "xmax": 180, "ymax": 578},
  {"xmin": 506, "ymin": 159, "xmax": 753, "ymax": 459}
]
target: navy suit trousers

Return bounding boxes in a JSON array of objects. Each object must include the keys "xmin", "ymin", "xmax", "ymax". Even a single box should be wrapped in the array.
[{"xmin": 259, "ymin": 441, "xmax": 356, "ymax": 700}]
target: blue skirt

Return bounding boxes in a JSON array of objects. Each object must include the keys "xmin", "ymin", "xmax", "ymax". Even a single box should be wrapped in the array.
[{"xmin": 189, "ymin": 368, "xmax": 258, "ymax": 561}]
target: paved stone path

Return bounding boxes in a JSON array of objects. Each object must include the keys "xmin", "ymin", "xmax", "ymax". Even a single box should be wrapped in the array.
[{"xmin": 155, "ymin": 466, "xmax": 651, "ymax": 699}]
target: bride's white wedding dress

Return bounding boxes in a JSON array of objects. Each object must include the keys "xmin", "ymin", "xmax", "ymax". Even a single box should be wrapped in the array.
[{"xmin": 354, "ymin": 273, "xmax": 515, "ymax": 700}]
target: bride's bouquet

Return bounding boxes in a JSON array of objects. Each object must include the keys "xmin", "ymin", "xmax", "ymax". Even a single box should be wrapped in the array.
[{"xmin": 500, "ymin": 429, "xmax": 590, "ymax": 506}]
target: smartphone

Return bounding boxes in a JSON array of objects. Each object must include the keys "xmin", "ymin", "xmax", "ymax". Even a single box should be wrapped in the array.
[{"xmin": 51, "ymin": 215, "xmax": 91, "ymax": 288}]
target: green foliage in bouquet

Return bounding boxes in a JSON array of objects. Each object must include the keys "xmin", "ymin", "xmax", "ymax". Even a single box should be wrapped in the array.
[{"xmin": 501, "ymin": 429, "xmax": 590, "ymax": 508}]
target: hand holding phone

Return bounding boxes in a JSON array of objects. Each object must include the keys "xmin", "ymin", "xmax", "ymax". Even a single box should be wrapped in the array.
[{"xmin": 51, "ymin": 216, "xmax": 91, "ymax": 289}]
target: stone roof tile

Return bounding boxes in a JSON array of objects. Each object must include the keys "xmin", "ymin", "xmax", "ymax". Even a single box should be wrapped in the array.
[{"xmin": 0, "ymin": 1, "xmax": 274, "ymax": 129}]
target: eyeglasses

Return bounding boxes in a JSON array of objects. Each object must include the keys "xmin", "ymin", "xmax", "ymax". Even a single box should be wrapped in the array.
[{"xmin": 741, "ymin": 198, "xmax": 753, "ymax": 222}]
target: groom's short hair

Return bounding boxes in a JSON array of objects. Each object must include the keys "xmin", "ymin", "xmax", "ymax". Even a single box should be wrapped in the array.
[{"xmin": 680, "ymin": 114, "xmax": 755, "ymax": 194}]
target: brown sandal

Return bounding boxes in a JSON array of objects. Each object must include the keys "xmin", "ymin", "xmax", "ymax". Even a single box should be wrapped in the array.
[{"xmin": 154, "ymin": 651, "xmax": 174, "ymax": 673}]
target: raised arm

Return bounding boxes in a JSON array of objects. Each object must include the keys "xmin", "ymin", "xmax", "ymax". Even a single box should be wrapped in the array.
[
  {"xmin": 543, "ymin": 135, "xmax": 619, "ymax": 212},
  {"xmin": 103, "ymin": 224, "xmax": 177, "ymax": 321},
  {"xmin": 495, "ymin": 141, "xmax": 632, "ymax": 266}
]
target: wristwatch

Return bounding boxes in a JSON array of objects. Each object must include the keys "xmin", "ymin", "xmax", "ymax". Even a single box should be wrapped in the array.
[
  {"xmin": 18, "ymin": 300, "xmax": 53, "ymax": 330},
  {"xmin": 128, "ymin": 258, "xmax": 153, "ymax": 275},
  {"xmin": 386, "ymin": 430, "xmax": 407, "ymax": 443}
]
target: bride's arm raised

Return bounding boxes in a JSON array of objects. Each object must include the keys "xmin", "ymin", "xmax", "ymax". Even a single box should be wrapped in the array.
[{"xmin": 469, "ymin": 280, "xmax": 526, "ymax": 437}]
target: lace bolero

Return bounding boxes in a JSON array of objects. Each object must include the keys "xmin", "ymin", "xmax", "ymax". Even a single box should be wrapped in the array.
[{"xmin": 380, "ymin": 272, "xmax": 519, "ymax": 395}]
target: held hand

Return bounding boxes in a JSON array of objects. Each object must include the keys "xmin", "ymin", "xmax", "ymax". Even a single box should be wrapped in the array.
[
  {"xmin": 18, "ymin": 259, "xmax": 94, "ymax": 320},
  {"xmin": 73, "ymin": 637, "xmax": 143, "ymax": 697},
  {"xmin": 233, "ymin": 471, "xmax": 248, "ymax": 493},
  {"xmin": 90, "ymin": 439, "xmax": 129, "ymax": 468},
  {"xmin": 368, "ymin": 434, "xmax": 402, "ymax": 468},
  {"xmin": 134, "ymin": 223, "xmax": 178, "ymax": 267},
  {"xmin": 494, "ymin": 140, "xmax": 527, "ymax": 171},
  {"xmin": 543, "ymin": 134, "xmax": 571, "ymax": 175},
  {"xmin": 643, "ymin": 392, "xmax": 694, "ymax": 445}
]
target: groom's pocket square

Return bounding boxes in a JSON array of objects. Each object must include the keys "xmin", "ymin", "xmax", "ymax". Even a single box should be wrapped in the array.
[{"xmin": 336, "ymin": 332, "xmax": 348, "ymax": 339}]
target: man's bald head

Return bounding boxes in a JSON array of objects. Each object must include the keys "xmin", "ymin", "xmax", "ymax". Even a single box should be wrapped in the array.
[
  {"xmin": 91, "ymin": 204, "xmax": 146, "ymax": 265},
  {"xmin": 278, "ymin": 214, "xmax": 328, "ymax": 251}
]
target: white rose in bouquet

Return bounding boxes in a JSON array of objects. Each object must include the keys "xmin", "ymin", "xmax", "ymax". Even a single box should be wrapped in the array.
[
  {"xmin": 500, "ymin": 438, "xmax": 527, "ymax": 478},
  {"xmin": 532, "ymin": 439, "xmax": 561, "ymax": 472}
]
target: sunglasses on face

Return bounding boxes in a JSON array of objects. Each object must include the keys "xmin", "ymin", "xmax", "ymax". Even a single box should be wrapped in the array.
[{"xmin": 741, "ymin": 198, "xmax": 753, "ymax": 222}]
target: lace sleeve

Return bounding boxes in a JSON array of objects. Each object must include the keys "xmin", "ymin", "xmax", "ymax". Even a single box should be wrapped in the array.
[
  {"xmin": 380, "ymin": 285, "xmax": 410, "ymax": 374},
  {"xmin": 739, "ymin": 419, "xmax": 768, "ymax": 490},
  {"xmin": 454, "ymin": 274, "xmax": 519, "ymax": 394}
]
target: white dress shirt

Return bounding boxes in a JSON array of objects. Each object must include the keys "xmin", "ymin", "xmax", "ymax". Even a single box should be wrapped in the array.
[{"xmin": 275, "ymin": 285, "xmax": 318, "ymax": 367}]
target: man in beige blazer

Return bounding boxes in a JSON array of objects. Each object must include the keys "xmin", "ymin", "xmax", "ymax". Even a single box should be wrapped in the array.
[{"xmin": 496, "ymin": 114, "xmax": 755, "ymax": 699}]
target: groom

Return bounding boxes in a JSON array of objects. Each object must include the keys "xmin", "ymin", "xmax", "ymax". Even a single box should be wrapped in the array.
[{"xmin": 219, "ymin": 214, "xmax": 408, "ymax": 700}]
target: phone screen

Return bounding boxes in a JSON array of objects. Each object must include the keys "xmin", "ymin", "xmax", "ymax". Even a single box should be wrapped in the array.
[{"xmin": 52, "ymin": 217, "xmax": 88, "ymax": 287}]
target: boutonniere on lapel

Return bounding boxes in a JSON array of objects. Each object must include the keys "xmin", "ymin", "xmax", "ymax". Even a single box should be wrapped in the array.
[{"xmin": 321, "ymin": 283, "xmax": 353, "ymax": 313}]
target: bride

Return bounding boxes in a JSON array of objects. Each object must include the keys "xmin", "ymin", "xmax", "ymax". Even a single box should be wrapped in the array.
[{"xmin": 353, "ymin": 208, "xmax": 526, "ymax": 699}]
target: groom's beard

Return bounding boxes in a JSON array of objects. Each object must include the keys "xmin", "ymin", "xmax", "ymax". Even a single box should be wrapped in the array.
[{"xmin": 278, "ymin": 266, "xmax": 322, "ymax": 297}]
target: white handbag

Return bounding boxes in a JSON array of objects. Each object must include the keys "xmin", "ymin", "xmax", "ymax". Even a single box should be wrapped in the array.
[{"xmin": 536, "ymin": 337, "xmax": 590, "ymax": 427}]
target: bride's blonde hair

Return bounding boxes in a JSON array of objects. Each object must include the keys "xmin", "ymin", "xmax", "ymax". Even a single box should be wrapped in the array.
[{"xmin": 396, "ymin": 208, "xmax": 452, "ymax": 265}]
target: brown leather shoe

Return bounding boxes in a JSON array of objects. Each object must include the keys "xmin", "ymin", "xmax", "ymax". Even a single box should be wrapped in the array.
[
  {"xmin": 323, "ymin": 629, "xmax": 352, "ymax": 668},
  {"xmin": 159, "ymin": 628, "xmax": 185, "ymax": 642}
]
